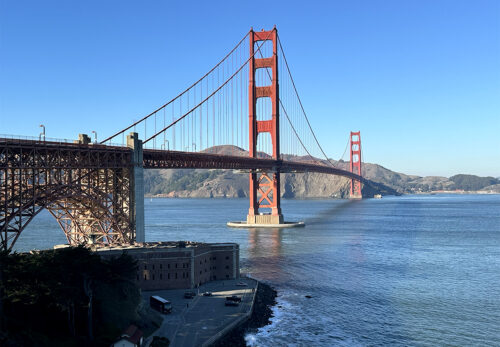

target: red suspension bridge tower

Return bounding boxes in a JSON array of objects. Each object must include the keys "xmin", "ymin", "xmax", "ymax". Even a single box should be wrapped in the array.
[
  {"xmin": 349, "ymin": 131, "xmax": 363, "ymax": 199},
  {"xmin": 246, "ymin": 27, "xmax": 284, "ymax": 225}
]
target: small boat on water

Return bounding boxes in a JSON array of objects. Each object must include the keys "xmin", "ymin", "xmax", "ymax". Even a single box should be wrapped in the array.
[{"xmin": 374, "ymin": 194, "xmax": 382, "ymax": 199}]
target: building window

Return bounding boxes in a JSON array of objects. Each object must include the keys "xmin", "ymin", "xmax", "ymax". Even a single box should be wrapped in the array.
[
  {"xmin": 160, "ymin": 273, "xmax": 163, "ymax": 280},
  {"xmin": 200, "ymin": 271, "xmax": 202, "ymax": 274},
  {"xmin": 226, "ymin": 265, "xmax": 229, "ymax": 269},
  {"xmin": 144, "ymin": 264, "xmax": 147, "ymax": 270},
  {"xmin": 160, "ymin": 264, "xmax": 162, "ymax": 269},
  {"xmin": 136, "ymin": 274, "xmax": 139, "ymax": 281},
  {"xmin": 152, "ymin": 264, "xmax": 155, "ymax": 270},
  {"xmin": 168, "ymin": 273, "xmax": 170, "ymax": 279},
  {"xmin": 213, "ymin": 256, "xmax": 216, "ymax": 260},
  {"xmin": 204, "ymin": 259, "xmax": 207, "ymax": 263},
  {"xmin": 175, "ymin": 263, "xmax": 177, "ymax": 268},
  {"xmin": 225, "ymin": 256, "xmax": 229, "ymax": 260},
  {"xmin": 168, "ymin": 264, "xmax": 170, "ymax": 269},
  {"xmin": 144, "ymin": 275, "xmax": 147, "ymax": 281},
  {"xmin": 175, "ymin": 273, "xmax": 178, "ymax": 279},
  {"xmin": 226, "ymin": 275, "xmax": 229, "ymax": 279},
  {"xmin": 153, "ymin": 274, "xmax": 155, "ymax": 280}
]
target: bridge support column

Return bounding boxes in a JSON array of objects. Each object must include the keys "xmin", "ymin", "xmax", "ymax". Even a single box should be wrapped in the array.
[
  {"xmin": 349, "ymin": 131, "xmax": 363, "ymax": 199},
  {"xmin": 127, "ymin": 132, "xmax": 145, "ymax": 242},
  {"xmin": 246, "ymin": 27, "xmax": 283, "ymax": 225},
  {"xmin": 228, "ymin": 27, "xmax": 303, "ymax": 229}
]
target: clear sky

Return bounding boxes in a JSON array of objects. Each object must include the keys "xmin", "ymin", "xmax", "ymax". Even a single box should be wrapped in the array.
[{"xmin": 1, "ymin": 0, "xmax": 499, "ymax": 177}]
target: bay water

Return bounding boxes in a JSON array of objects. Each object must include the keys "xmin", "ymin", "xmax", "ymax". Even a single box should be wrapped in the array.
[{"xmin": 14, "ymin": 194, "xmax": 500, "ymax": 346}]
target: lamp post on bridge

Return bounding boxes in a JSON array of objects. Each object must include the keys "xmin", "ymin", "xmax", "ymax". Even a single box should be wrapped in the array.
[
  {"xmin": 160, "ymin": 139, "xmax": 169, "ymax": 151},
  {"xmin": 91, "ymin": 131, "xmax": 97, "ymax": 144},
  {"xmin": 39, "ymin": 124, "xmax": 45, "ymax": 141}
]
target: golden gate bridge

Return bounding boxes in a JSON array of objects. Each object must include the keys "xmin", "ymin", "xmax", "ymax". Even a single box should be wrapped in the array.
[{"xmin": 1, "ymin": 27, "xmax": 367, "ymax": 251}]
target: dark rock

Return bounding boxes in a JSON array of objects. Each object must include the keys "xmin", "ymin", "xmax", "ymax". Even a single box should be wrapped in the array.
[{"xmin": 211, "ymin": 281, "xmax": 277, "ymax": 347}]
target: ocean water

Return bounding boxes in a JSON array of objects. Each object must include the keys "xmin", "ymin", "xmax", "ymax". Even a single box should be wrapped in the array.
[{"xmin": 14, "ymin": 194, "xmax": 500, "ymax": 346}]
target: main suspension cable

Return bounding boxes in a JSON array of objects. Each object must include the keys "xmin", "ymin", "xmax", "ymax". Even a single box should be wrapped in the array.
[
  {"xmin": 101, "ymin": 31, "xmax": 250, "ymax": 144},
  {"xmin": 143, "ymin": 30, "xmax": 274, "ymax": 144},
  {"xmin": 255, "ymin": 44, "xmax": 327, "ymax": 167},
  {"xmin": 277, "ymin": 35, "xmax": 339, "ymax": 168}
]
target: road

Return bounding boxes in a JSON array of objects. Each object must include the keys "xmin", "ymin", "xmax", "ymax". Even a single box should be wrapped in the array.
[{"xmin": 143, "ymin": 278, "xmax": 257, "ymax": 347}]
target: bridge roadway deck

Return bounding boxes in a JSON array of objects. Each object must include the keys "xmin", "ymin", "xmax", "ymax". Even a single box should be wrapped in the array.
[
  {"xmin": 0, "ymin": 137, "xmax": 364, "ymax": 182},
  {"xmin": 143, "ymin": 278, "xmax": 257, "ymax": 347},
  {"xmin": 143, "ymin": 149, "xmax": 365, "ymax": 182}
]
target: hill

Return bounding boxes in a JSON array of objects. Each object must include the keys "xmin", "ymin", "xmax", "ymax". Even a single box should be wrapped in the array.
[
  {"xmin": 143, "ymin": 146, "xmax": 499, "ymax": 198},
  {"xmin": 449, "ymin": 174, "xmax": 500, "ymax": 191}
]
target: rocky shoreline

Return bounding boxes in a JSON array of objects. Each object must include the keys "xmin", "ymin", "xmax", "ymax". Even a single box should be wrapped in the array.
[{"xmin": 212, "ymin": 281, "xmax": 277, "ymax": 347}]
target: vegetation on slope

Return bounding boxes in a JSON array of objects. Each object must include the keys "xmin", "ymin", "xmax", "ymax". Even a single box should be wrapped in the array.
[
  {"xmin": 145, "ymin": 169, "xmax": 221, "ymax": 195},
  {"xmin": 0, "ymin": 246, "xmax": 144, "ymax": 346},
  {"xmin": 449, "ymin": 174, "xmax": 499, "ymax": 191}
]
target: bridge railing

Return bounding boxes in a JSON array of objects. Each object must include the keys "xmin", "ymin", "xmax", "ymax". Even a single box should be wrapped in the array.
[{"xmin": 0, "ymin": 134, "xmax": 126, "ymax": 147}]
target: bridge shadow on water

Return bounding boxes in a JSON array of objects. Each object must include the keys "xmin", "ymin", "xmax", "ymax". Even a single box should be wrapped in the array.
[
  {"xmin": 302, "ymin": 199, "xmax": 361, "ymax": 227},
  {"xmin": 245, "ymin": 199, "xmax": 364, "ymax": 263}
]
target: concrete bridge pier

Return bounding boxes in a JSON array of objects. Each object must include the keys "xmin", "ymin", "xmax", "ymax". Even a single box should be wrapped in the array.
[{"xmin": 127, "ymin": 132, "xmax": 145, "ymax": 243}]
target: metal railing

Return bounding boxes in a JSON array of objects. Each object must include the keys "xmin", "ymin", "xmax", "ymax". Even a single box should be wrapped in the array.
[{"xmin": 0, "ymin": 134, "xmax": 126, "ymax": 147}]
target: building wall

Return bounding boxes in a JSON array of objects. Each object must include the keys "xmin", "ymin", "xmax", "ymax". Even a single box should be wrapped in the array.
[{"xmin": 97, "ymin": 243, "xmax": 239, "ymax": 290}]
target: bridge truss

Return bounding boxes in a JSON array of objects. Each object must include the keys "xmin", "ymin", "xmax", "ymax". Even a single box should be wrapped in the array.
[{"xmin": 0, "ymin": 138, "xmax": 137, "ymax": 251}]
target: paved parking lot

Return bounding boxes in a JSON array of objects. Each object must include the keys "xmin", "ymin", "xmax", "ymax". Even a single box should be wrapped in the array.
[{"xmin": 143, "ymin": 278, "xmax": 257, "ymax": 347}]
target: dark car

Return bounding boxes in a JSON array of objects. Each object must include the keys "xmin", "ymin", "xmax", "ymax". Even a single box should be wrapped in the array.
[
  {"xmin": 202, "ymin": 292, "xmax": 213, "ymax": 296},
  {"xmin": 184, "ymin": 291, "xmax": 196, "ymax": 299},
  {"xmin": 225, "ymin": 295, "xmax": 241, "ymax": 302},
  {"xmin": 225, "ymin": 300, "xmax": 239, "ymax": 306}
]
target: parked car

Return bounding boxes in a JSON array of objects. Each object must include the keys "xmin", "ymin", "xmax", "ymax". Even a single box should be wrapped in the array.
[
  {"xmin": 225, "ymin": 295, "xmax": 241, "ymax": 302},
  {"xmin": 236, "ymin": 282, "xmax": 248, "ymax": 286},
  {"xmin": 202, "ymin": 292, "xmax": 213, "ymax": 296},
  {"xmin": 225, "ymin": 300, "xmax": 239, "ymax": 306},
  {"xmin": 184, "ymin": 291, "xmax": 196, "ymax": 299}
]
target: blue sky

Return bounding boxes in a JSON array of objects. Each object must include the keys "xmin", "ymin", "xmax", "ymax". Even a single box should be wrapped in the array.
[{"xmin": 1, "ymin": 0, "xmax": 499, "ymax": 177}]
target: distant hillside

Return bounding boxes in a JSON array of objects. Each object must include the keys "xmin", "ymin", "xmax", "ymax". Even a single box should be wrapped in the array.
[
  {"xmin": 449, "ymin": 174, "xmax": 499, "ymax": 191},
  {"xmin": 143, "ymin": 146, "xmax": 500, "ymax": 198}
]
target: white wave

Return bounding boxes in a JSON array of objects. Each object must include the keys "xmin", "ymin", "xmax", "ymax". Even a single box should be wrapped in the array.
[{"xmin": 245, "ymin": 291, "xmax": 363, "ymax": 347}]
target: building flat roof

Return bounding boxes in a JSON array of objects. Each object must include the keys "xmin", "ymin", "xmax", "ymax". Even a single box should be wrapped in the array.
[{"xmin": 54, "ymin": 241, "xmax": 238, "ymax": 252}]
